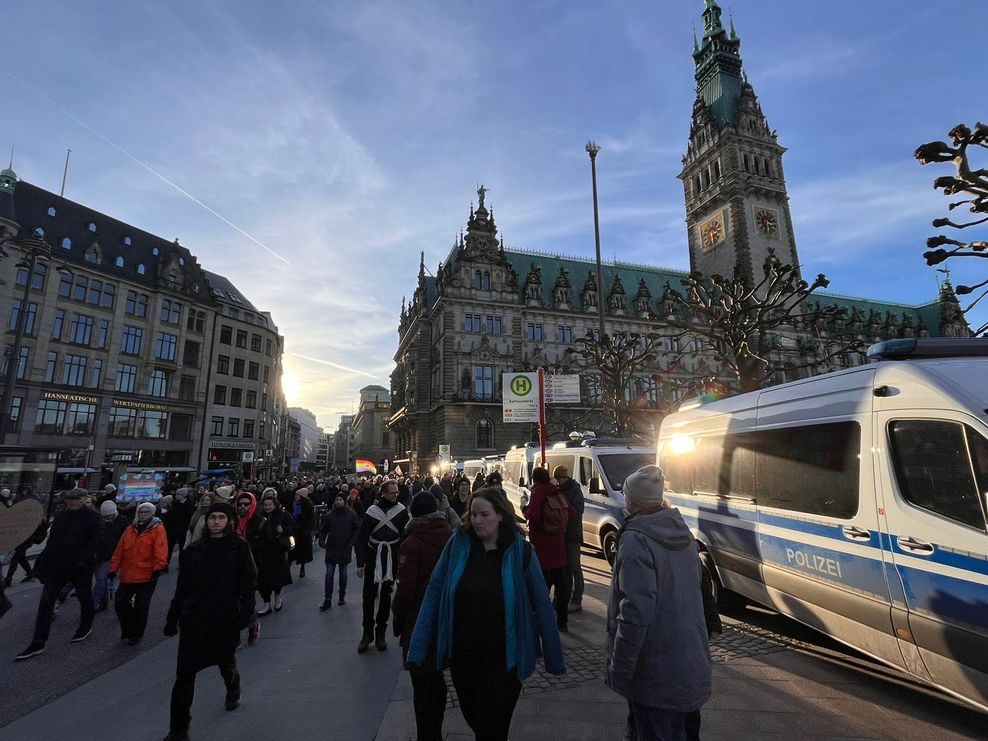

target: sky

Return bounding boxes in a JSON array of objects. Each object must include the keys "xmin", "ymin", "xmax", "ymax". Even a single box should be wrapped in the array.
[{"xmin": 3, "ymin": 0, "xmax": 986, "ymax": 431}]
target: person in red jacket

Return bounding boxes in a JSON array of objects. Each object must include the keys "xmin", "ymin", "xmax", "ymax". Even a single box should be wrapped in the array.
[
  {"xmin": 392, "ymin": 492, "xmax": 453, "ymax": 741},
  {"xmin": 110, "ymin": 501, "xmax": 169, "ymax": 644},
  {"xmin": 525, "ymin": 467, "xmax": 575, "ymax": 632}
]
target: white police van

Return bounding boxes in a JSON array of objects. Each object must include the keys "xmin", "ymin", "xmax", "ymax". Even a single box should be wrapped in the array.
[
  {"xmin": 657, "ymin": 338, "xmax": 988, "ymax": 711},
  {"xmin": 503, "ymin": 438, "xmax": 654, "ymax": 564}
]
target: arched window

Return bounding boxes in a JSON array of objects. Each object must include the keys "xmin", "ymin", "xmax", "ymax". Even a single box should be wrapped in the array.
[
  {"xmin": 477, "ymin": 418, "xmax": 494, "ymax": 449},
  {"xmin": 87, "ymin": 222, "xmax": 97, "ymax": 233},
  {"xmin": 115, "ymin": 256, "xmax": 125, "ymax": 268},
  {"xmin": 152, "ymin": 247, "xmax": 159, "ymax": 256},
  {"xmin": 137, "ymin": 263, "xmax": 146, "ymax": 275},
  {"xmin": 33, "ymin": 226, "xmax": 44, "ymax": 237},
  {"xmin": 47, "ymin": 206, "xmax": 56, "ymax": 217},
  {"xmin": 61, "ymin": 236, "xmax": 72, "ymax": 250},
  {"xmin": 123, "ymin": 236, "xmax": 132, "ymax": 246},
  {"xmin": 474, "ymin": 270, "xmax": 483, "ymax": 290},
  {"xmin": 482, "ymin": 271, "xmax": 491, "ymax": 291}
]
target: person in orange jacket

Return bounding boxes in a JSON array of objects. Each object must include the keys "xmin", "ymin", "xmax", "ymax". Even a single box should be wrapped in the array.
[{"xmin": 110, "ymin": 501, "xmax": 169, "ymax": 645}]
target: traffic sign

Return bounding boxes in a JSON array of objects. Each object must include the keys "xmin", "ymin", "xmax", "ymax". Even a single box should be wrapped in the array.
[
  {"xmin": 503, "ymin": 372, "xmax": 539, "ymax": 423},
  {"xmin": 242, "ymin": 452, "xmax": 255, "ymax": 463},
  {"xmin": 544, "ymin": 374, "xmax": 581, "ymax": 404}
]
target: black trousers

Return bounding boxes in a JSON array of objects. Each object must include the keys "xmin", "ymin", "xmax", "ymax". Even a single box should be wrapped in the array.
[
  {"xmin": 410, "ymin": 668, "xmax": 447, "ymax": 741},
  {"xmin": 32, "ymin": 570, "xmax": 94, "ymax": 643},
  {"xmin": 169, "ymin": 657, "xmax": 240, "ymax": 735},
  {"xmin": 451, "ymin": 659, "xmax": 521, "ymax": 741},
  {"xmin": 361, "ymin": 577, "xmax": 394, "ymax": 634},
  {"xmin": 115, "ymin": 580, "xmax": 157, "ymax": 640},
  {"xmin": 5, "ymin": 544, "xmax": 32, "ymax": 582},
  {"xmin": 542, "ymin": 566, "xmax": 571, "ymax": 630}
]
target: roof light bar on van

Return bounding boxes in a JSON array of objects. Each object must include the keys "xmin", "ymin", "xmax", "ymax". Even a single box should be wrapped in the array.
[{"xmin": 867, "ymin": 338, "xmax": 988, "ymax": 361}]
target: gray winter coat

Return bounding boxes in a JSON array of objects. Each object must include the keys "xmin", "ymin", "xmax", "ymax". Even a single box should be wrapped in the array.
[{"xmin": 605, "ymin": 506, "xmax": 712, "ymax": 712}]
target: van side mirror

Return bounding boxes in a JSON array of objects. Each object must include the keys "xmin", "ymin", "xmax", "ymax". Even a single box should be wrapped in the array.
[{"xmin": 589, "ymin": 477, "xmax": 602, "ymax": 494}]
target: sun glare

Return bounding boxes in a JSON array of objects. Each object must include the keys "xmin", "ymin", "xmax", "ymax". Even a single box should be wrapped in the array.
[{"xmin": 282, "ymin": 367, "xmax": 300, "ymax": 403}]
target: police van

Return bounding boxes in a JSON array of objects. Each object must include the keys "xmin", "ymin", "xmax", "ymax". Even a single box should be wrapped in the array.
[
  {"xmin": 503, "ymin": 438, "xmax": 654, "ymax": 564},
  {"xmin": 656, "ymin": 338, "xmax": 988, "ymax": 711}
]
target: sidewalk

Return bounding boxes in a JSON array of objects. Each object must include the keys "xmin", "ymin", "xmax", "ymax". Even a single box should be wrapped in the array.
[{"xmin": 376, "ymin": 578, "xmax": 984, "ymax": 741}]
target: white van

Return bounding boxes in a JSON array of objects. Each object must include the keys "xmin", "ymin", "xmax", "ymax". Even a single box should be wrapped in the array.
[
  {"xmin": 503, "ymin": 439, "xmax": 655, "ymax": 564},
  {"xmin": 657, "ymin": 338, "xmax": 988, "ymax": 712},
  {"xmin": 462, "ymin": 459, "xmax": 486, "ymax": 482}
]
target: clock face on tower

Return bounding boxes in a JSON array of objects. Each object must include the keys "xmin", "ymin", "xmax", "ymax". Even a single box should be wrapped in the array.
[
  {"xmin": 699, "ymin": 211, "xmax": 726, "ymax": 252},
  {"xmin": 753, "ymin": 206, "xmax": 780, "ymax": 239}
]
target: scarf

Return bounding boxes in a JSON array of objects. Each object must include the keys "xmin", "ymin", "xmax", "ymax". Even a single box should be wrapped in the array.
[{"xmin": 235, "ymin": 492, "xmax": 257, "ymax": 538}]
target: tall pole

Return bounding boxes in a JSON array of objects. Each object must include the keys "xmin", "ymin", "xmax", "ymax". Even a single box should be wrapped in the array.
[
  {"xmin": 60, "ymin": 149, "xmax": 72, "ymax": 197},
  {"xmin": 586, "ymin": 141, "xmax": 606, "ymax": 340},
  {"xmin": 0, "ymin": 253, "xmax": 39, "ymax": 444}
]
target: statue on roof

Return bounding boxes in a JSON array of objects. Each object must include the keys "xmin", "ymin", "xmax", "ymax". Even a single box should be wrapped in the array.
[{"xmin": 477, "ymin": 184, "xmax": 489, "ymax": 210}]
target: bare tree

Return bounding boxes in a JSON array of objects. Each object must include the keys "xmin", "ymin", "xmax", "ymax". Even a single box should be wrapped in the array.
[{"xmin": 914, "ymin": 122, "xmax": 988, "ymax": 335}]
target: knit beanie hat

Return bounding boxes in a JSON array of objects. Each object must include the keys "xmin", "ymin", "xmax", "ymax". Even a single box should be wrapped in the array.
[
  {"xmin": 623, "ymin": 465, "xmax": 666, "ymax": 508},
  {"xmin": 427, "ymin": 483, "xmax": 445, "ymax": 504},
  {"xmin": 159, "ymin": 495, "xmax": 174, "ymax": 509},
  {"xmin": 63, "ymin": 487, "xmax": 88, "ymax": 500},
  {"xmin": 411, "ymin": 492, "xmax": 438, "ymax": 517},
  {"xmin": 137, "ymin": 502, "xmax": 157, "ymax": 515},
  {"xmin": 213, "ymin": 485, "xmax": 235, "ymax": 502},
  {"xmin": 206, "ymin": 501, "xmax": 236, "ymax": 520},
  {"xmin": 99, "ymin": 500, "xmax": 118, "ymax": 517}
]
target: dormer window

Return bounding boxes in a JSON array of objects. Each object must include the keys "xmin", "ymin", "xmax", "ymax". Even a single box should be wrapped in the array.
[
  {"xmin": 84, "ymin": 246, "xmax": 101, "ymax": 264},
  {"xmin": 61, "ymin": 236, "xmax": 72, "ymax": 250},
  {"xmin": 115, "ymin": 256, "xmax": 125, "ymax": 268},
  {"xmin": 47, "ymin": 206, "xmax": 56, "ymax": 217},
  {"xmin": 152, "ymin": 247, "xmax": 159, "ymax": 256},
  {"xmin": 137, "ymin": 264, "xmax": 146, "ymax": 275},
  {"xmin": 87, "ymin": 222, "xmax": 97, "ymax": 233},
  {"xmin": 33, "ymin": 226, "xmax": 44, "ymax": 237},
  {"xmin": 123, "ymin": 236, "xmax": 132, "ymax": 246}
]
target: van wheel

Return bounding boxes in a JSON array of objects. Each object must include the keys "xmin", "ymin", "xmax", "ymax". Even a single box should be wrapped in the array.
[
  {"xmin": 699, "ymin": 550, "xmax": 741, "ymax": 611},
  {"xmin": 601, "ymin": 529, "xmax": 618, "ymax": 567}
]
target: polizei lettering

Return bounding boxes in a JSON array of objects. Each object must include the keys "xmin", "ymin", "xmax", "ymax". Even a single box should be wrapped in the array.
[{"xmin": 785, "ymin": 547, "xmax": 843, "ymax": 579}]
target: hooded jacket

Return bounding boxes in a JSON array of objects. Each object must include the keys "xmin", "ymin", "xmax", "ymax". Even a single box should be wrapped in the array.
[
  {"xmin": 605, "ymin": 506, "xmax": 712, "ymax": 712},
  {"xmin": 235, "ymin": 492, "xmax": 258, "ymax": 539},
  {"xmin": 110, "ymin": 516, "xmax": 170, "ymax": 584},
  {"xmin": 318, "ymin": 502, "xmax": 361, "ymax": 564}
]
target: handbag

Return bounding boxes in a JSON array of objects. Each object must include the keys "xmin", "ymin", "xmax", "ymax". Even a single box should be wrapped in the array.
[{"xmin": 279, "ymin": 534, "xmax": 296, "ymax": 551}]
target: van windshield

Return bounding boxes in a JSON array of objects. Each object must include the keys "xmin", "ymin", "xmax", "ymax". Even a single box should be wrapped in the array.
[{"xmin": 599, "ymin": 453, "xmax": 656, "ymax": 491}]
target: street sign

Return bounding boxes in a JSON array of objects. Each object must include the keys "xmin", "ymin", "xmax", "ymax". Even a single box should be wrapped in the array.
[
  {"xmin": 438, "ymin": 445, "xmax": 451, "ymax": 461},
  {"xmin": 502, "ymin": 372, "xmax": 540, "ymax": 423},
  {"xmin": 109, "ymin": 453, "xmax": 134, "ymax": 463},
  {"xmin": 266, "ymin": 449, "xmax": 273, "ymax": 458},
  {"xmin": 242, "ymin": 452, "xmax": 255, "ymax": 463},
  {"xmin": 544, "ymin": 374, "xmax": 581, "ymax": 404}
]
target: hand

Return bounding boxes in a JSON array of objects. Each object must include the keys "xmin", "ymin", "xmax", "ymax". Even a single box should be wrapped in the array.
[
  {"xmin": 163, "ymin": 623, "xmax": 178, "ymax": 637},
  {"xmin": 356, "ymin": 567, "xmax": 364, "ymax": 579}
]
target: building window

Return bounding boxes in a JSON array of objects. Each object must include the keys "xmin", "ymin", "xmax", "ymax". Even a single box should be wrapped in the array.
[
  {"xmin": 556, "ymin": 325, "xmax": 573, "ymax": 343},
  {"xmin": 160, "ymin": 299, "xmax": 181, "ymax": 325},
  {"xmin": 259, "ymin": 420, "xmax": 265, "ymax": 439},
  {"xmin": 142, "ymin": 411, "xmax": 167, "ymax": 438},
  {"xmin": 66, "ymin": 403, "xmax": 97, "ymax": 435},
  {"xmin": 219, "ymin": 325, "xmax": 232, "ymax": 345},
  {"xmin": 261, "ymin": 392, "xmax": 268, "ymax": 411},
  {"xmin": 245, "ymin": 390, "xmax": 257, "ymax": 408},
  {"xmin": 179, "ymin": 375, "xmax": 196, "ymax": 401},
  {"xmin": 230, "ymin": 388, "xmax": 242, "ymax": 407},
  {"xmin": 96, "ymin": 319, "xmax": 110, "ymax": 349},
  {"xmin": 9, "ymin": 396, "xmax": 22, "ymax": 431},
  {"xmin": 137, "ymin": 264, "xmax": 146, "ymax": 275},
  {"xmin": 114, "ymin": 255, "xmax": 125, "ymax": 267},
  {"xmin": 482, "ymin": 271, "xmax": 491, "ymax": 291},
  {"xmin": 34, "ymin": 400, "xmax": 67, "ymax": 435},
  {"xmin": 69, "ymin": 313, "xmax": 94, "ymax": 345},
  {"xmin": 250, "ymin": 333, "xmax": 262, "ymax": 352},
  {"xmin": 217, "ymin": 355, "xmax": 230, "ymax": 374},
  {"xmin": 248, "ymin": 361, "xmax": 259, "ymax": 380},
  {"xmin": 123, "ymin": 236, "xmax": 132, "ymax": 246},
  {"xmin": 47, "ymin": 206, "xmax": 56, "ymax": 217},
  {"xmin": 186, "ymin": 310, "xmax": 205, "ymax": 333},
  {"xmin": 526, "ymin": 322, "xmax": 543, "ymax": 341},
  {"xmin": 235, "ymin": 330, "xmax": 248, "ymax": 348},
  {"xmin": 214, "ymin": 385, "xmax": 227, "ymax": 405},
  {"xmin": 210, "ymin": 416, "xmax": 224, "ymax": 436},
  {"xmin": 15, "ymin": 262, "xmax": 47, "ymax": 291},
  {"xmin": 115, "ymin": 363, "xmax": 137, "ymax": 393},
  {"xmin": 472, "ymin": 364, "xmax": 494, "ymax": 401},
  {"xmin": 52, "ymin": 309, "xmax": 65, "ymax": 340},
  {"xmin": 82, "ymin": 278, "xmax": 115, "ymax": 308},
  {"xmin": 120, "ymin": 326, "xmax": 143, "ymax": 355},
  {"xmin": 228, "ymin": 418, "xmax": 240, "ymax": 437},
  {"xmin": 89, "ymin": 358, "xmax": 103, "ymax": 388},
  {"xmin": 233, "ymin": 358, "xmax": 245, "ymax": 377},
  {"xmin": 263, "ymin": 366, "xmax": 270, "ymax": 383},
  {"xmin": 8, "ymin": 300, "xmax": 38, "ymax": 335},
  {"xmin": 148, "ymin": 368, "xmax": 169, "ymax": 397},
  {"xmin": 108, "ymin": 407, "xmax": 138, "ymax": 437},
  {"xmin": 61, "ymin": 236, "xmax": 72, "ymax": 250},
  {"xmin": 265, "ymin": 338, "xmax": 272, "ymax": 357},
  {"xmin": 182, "ymin": 340, "xmax": 200, "ymax": 368},
  {"xmin": 243, "ymin": 420, "xmax": 255, "ymax": 438},
  {"xmin": 125, "ymin": 291, "xmax": 148, "ymax": 317},
  {"xmin": 43, "ymin": 351, "xmax": 58, "ymax": 383},
  {"xmin": 88, "ymin": 221, "xmax": 97, "ymax": 233},
  {"xmin": 155, "ymin": 332, "xmax": 177, "ymax": 360},
  {"xmin": 477, "ymin": 418, "xmax": 494, "ymax": 449},
  {"xmin": 484, "ymin": 315, "xmax": 502, "ymax": 334},
  {"xmin": 586, "ymin": 376, "xmax": 602, "ymax": 405},
  {"xmin": 62, "ymin": 354, "xmax": 88, "ymax": 386},
  {"xmin": 84, "ymin": 247, "xmax": 100, "ymax": 264}
]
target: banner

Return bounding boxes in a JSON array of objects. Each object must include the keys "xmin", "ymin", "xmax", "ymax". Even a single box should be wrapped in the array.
[{"xmin": 355, "ymin": 459, "xmax": 377, "ymax": 474}]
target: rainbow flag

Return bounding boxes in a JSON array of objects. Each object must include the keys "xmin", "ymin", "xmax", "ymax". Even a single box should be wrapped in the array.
[{"xmin": 355, "ymin": 459, "xmax": 377, "ymax": 474}]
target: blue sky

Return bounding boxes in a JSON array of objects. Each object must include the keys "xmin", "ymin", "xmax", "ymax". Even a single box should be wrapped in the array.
[{"xmin": 3, "ymin": 0, "xmax": 985, "ymax": 430}]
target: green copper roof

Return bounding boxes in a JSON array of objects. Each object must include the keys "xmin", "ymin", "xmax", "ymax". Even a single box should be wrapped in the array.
[{"xmin": 693, "ymin": 0, "xmax": 744, "ymax": 128}]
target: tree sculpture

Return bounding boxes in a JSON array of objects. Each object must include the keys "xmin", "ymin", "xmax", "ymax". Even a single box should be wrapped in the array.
[
  {"xmin": 914, "ymin": 122, "xmax": 988, "ymax": 335},
  {"xmin": 662, "ymin": 258, "xmax": 861, "ymax": 392}
]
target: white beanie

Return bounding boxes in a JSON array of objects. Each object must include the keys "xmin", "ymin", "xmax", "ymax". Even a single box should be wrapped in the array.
[
  {"xmin": 104, "ymin": 484, "xmax": 117, "ymax": 493},
  {"xmin": 100, "ymin": 500, "xmax": 118, "ymax": 517},
  {"xmin": 623, "ymin": 465, "xmax": 666, "ymax": 508},
  {"xmin": 137, "ymin": 501, "xmax": 156, "ymax": 514},
  {"xmin": 214, "ymin": 485, "xmax": 235, "ymax": 502}
]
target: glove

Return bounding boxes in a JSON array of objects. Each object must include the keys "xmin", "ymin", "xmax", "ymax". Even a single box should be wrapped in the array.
[{"xmin": 163, "ymin": 622, "xmax": 178, "ymax": 637}]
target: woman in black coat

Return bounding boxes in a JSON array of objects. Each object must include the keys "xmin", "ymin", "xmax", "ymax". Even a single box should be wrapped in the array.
[
  {"xmin": 251, "ymin": 491, "xmax": 295, "ymax": 616},
  {"xmin": 163, "ymin": 502, "xmax": 256, "ymax": 741},
  {"xmin": 288, "ymin": 488, "xmax": 315, "ymax": 578}
]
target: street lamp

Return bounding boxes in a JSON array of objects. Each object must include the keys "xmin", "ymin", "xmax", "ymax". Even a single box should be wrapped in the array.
[
  {"xmin": 585, "ymin": 141, "xmax": 607, "ymax": 341},
  {"xmin": 0, "ymin": 233, "xmax": 57, "ymax": 445}
]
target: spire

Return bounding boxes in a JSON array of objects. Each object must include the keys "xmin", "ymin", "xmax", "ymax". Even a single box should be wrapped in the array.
[
  {"xmin": 693, "ymin": 25, "xmax": 699, "ymax": 51},
  {"xmin": 729, "ymin": 12, "xmax": 737, "ymax": 40},
  {"xmin": 418, "ymin": 251, "xmax": 425, "ymax": 279},
  {"xmin": 0, "ymin": 148, "xmax": 18, "ymax": 232},
  {"xmin": 692, "ymin": 0, "xmax": 744, "ymax": 128}
]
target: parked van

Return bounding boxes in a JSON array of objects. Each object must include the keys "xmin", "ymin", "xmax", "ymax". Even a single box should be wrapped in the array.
[
  {"xmin": 503, "ymin": 438, "xmax": 654, "ymax": 564},
  {"xmin": 656, "ymin": 338, "xmax": 988, "ymax": 711},
  {"xmin": 462, "ymin": 459, "xmax": 487, "ymax": 482}
]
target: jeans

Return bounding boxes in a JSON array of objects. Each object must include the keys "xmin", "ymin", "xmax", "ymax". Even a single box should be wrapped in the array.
[
  {"xmin": 170, "ymin": 657, "xmax": 240, "ymax": 735},
  {"xmin": 32, "ymin": 570, "xmax": 95, "ymax": 643},
  {"xmin": 115, "ymin": 580, "xmax": 158, "ymax": 640},
  {"xmin": 92, "ymin": 560, "xmax": 119, "ymax": 607},
  {"xmin": 623, "ymin": 701, "xmax": 702, "ymax": 741},
  {"xmin": 541, "ymin": 566, "xmax": 571, "ymax": 630},
  {"xmin": 361, "ymin": 576, "xmax": 394, "ymax": 634},
  {"xmin": 565, "ymin": 541, "xmax": 584, "ymax": 602},
  {"xmin": 324, "ymin": 562, "xmax": 348, "ymax": 602},
  {"xmin": 410, "ymin": 668, "xmax": 447, "ymax": 741}
]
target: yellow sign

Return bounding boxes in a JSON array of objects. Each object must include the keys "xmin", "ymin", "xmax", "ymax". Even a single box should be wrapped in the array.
[{"xmin": 510, "ymin": 375, "xmax": 533, "ymax": 396}]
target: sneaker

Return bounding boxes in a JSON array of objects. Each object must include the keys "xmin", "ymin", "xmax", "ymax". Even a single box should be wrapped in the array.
[
  {"xmin": 273, "ymin": 594, "xmax": 283, "ymax": 612},
  {"xmin": 225, "ymin": 686, "xmax": 241, "ymax": 711},
  {"xmin": 256, "ymin": 603, "xmax": 271, "ymax": 617},
  {"xmin": 71, "ymin": 626, "xmax": 93, "ymax": 643},
  {"xmin": 567, "ymin": 600, "xmax": 583, "ymax": 613},
  {"xmin": 318, "ymin": 601, "xmax": 332, "ymax": 612},
  {"xmin": 357, "ymin": 633, "xmax": 372, "ymax": 654},
  {"xmin": 247, "ymin": 623, "xmax": 260, "ymax": 646},
  {"xmin": 15, "ymin": 641, "xmax": 45, "ymax": 661}
]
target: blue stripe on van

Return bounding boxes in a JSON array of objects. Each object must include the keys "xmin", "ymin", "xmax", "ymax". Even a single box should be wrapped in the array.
[{"xmin": 895, "ymin": 563, "xmax": 988, "ymax": 632}]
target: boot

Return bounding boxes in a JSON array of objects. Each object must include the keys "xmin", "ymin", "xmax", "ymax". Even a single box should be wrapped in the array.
[
  {"xmin": 375, "ymin": 627, "xmax": 387, "ymax": 652},
  {"xmin": 357, "ymin": 632, "xmax": 372, "ymax": 654},
  {"xmin": 225, "ymin": 685, "xmax": 241, "ymax": 711},
  {"xmin": 256, "ymin": 602, "xmax": 271, "ymax": 617}
]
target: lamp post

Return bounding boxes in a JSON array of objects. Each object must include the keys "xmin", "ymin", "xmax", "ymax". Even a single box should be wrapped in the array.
[
  {"xmin": 586, "ymin": 141, "xmax": 607, "ymax": 341},
  {"xmin": 0, "ymin": 234, "xmax": 54, "ymax": 445}
]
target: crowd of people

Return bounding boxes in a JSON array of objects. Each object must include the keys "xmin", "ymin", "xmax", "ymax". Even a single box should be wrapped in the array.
[{"xmin": 2, "ymin": 465, "xmax": 721, "ymax": 741}]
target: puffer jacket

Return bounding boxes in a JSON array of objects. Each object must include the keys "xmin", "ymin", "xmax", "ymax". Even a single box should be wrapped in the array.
[
  {"xmin": 605, "ymin": 506, "xmax": 712, "ymax": 712},
  {"xmin": 110, "ymin": 517, "xmax": 169, "ymax": 584}
]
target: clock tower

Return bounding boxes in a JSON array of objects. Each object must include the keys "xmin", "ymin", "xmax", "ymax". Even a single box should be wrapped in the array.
[{"xmin": 678, "ymin": 1, "xmax": 800, "ymax": 285}]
